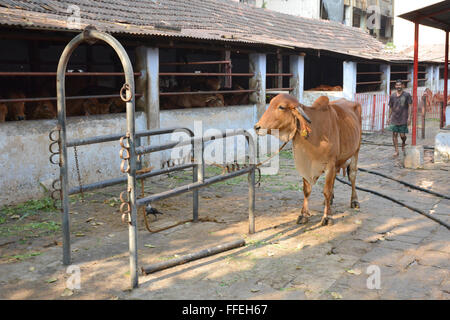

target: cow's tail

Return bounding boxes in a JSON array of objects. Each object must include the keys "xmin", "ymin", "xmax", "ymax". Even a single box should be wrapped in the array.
[{"xmin": 346, "ymin": 165, "xmax": 351, "ymax": 182}]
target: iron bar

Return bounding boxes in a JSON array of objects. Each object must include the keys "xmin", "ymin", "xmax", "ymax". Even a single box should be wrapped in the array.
[
  {"xmin": 266, "ymin": 73, "xmax": 293, "ymax": 76},
  {"xmin": 136, "ymin": 166, "xmax": 254, "ymax": 207},
  {"xmin": 444, "ymin": 31, "xmax": 449, "ymax": 129},
  {"xmin": 160, "ymin": 60, "xmax": 231, "ymax": 66},
  {"xmin": 160, "ymin": 89, "xmax": 255, "ymax": 96},
  {"xmin": 136, "ymin": 129, "xmax": 253, "ymax": 156},
  {"xmin": 68, "ymin": 163, "xmax": 195, "ymax": 195},
  {"xmin": 159, "ymin": 72, "xmax": 253, "ymax": 76},
  {"xmin": 356, "ymin": 81, "xmax": 383, "ymax": 85},
  {"xmin": 141, "ymin": 239, "xmax": 246, "ymax": 275},
  {"xmin": 0, "ymin": 93, "xmax": 143, "ymax": 104},
  {"xmin": 412, "ymin": 22, "xmax": 419, "ymax": 145},
  {"xmin": 66, "ymin": 127, "xmax": 193, "ymax": 148},
  {"xmin": 0, "ymin": 72, "xmax": 141, "ymax": 77}
]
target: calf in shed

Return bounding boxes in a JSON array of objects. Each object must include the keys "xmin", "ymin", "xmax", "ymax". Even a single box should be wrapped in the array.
[
  {"xmin": 0, "ymin": 102, "xmax": 7, "ymax": 122},
  {"xmin": 254, "ymin": 94, "xmax": 362, "ymax": 226},
  {"xmin": 5, "ymin": 91, "xmax": 26, "ymax": 121}
]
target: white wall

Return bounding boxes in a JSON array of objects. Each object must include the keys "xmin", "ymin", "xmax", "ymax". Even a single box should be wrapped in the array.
[
  {"xmin": 0, "ymin": 113, "xmax": 147, "ymax": 205},
  {"xmin": 393, "ymin": 0, "xmax": 446, "ymax": 49},
  {"xmin": 0, "ymin": 106, "xmax": 269, "ymax": 205},
  {"xmin": 255, "ymin": 0, "xmax": 320, "ymax": 18}
]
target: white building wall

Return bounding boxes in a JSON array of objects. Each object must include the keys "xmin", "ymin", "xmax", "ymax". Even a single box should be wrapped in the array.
[{"xmin": 254, "ymin": 0, "xmax": 320, "ymax": 19}]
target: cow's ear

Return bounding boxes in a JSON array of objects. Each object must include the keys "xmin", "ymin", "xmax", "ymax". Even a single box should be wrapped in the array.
[
  {"xmin": 292, "ymin": 107, "xmax": 312, "ymax": 138},
  {"xmin": 312, "ymin": 96, "xmax": 329, "ymax": 110}
]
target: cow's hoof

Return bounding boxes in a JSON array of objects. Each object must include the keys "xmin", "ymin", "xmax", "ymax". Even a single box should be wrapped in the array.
[
  {"xmin": 351, "ymin": 201, "xmax": 360, "ymax": 209},
  {"xmin": 297, "ymin": 215, "xmax": 309, "ymax": 224},
  {"xmin": 320, "ymin": 217, "xmax": 332, "ymax": 226}
]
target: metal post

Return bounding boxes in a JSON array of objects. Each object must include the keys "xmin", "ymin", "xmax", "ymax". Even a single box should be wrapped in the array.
[
  {"xmin": 381, "ymin": 102, "xmax": 386, "ymax": 133},
  {"xmin": 248, "ymin": 168, "xmax": 255, "ymax": 234},
  {"xmin": 412, "ymin": 22, "xmax": 419, "ymax": 146},
  {"xmin": 371, "ymin": 94, "xmax": 376, "ymax": 131},
  {"xmin": 193, "ymin": 134, "xmax": 204, "ymax": 223},
  {"xmin": 443, "ymin": 31, "xmax": 448, "ymax": 129}
]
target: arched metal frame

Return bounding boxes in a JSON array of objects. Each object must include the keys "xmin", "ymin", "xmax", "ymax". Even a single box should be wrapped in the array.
[{"xmin": 56, "ymin": 27, "xmax": 139, "ymax": 287}]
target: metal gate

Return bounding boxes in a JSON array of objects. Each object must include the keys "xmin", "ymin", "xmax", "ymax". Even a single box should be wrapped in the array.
[{"xmin": 51, "ymin": 27, "xmax": 256, "ymax": 289}]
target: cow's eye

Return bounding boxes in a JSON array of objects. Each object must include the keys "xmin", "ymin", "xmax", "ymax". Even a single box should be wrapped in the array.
[{"xmin": 278, "ymin": 105, "xmax": 286, "ymax": 110}]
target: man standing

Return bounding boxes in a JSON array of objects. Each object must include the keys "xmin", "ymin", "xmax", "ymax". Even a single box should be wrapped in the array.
[{"xmin": 388, "ymin": 80, "xmax": 412, "ymax": 157}]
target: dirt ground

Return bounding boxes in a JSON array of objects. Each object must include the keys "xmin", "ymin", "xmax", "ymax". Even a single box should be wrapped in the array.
[{"xmin": 0, "ymin": 122, "xmax": 449, "ymax": 300}]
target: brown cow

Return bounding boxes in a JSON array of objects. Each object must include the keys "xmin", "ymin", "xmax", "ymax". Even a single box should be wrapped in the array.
[
  {"xmin": 307, "ymin": 85, "xmax": 343, "ymax": 91},
  {"xmin": 254, "ymin": 94, "xmax": 362, "ymax": 226},
  {"xmin": 5, "ymin": 91, "xmax": 26, "ymax": 121},
  {"xmin": 0, "ymin": 102, "xmax": 7, "ymax": 122}
]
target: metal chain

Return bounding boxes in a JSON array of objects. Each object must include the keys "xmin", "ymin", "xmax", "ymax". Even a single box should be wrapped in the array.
[{"xmin": 73, "ymin": 146, "xmax": 84, "ymax": 201}]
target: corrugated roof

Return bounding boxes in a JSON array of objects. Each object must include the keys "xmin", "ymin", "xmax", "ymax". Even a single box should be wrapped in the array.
[{"xmin": 0, "ymin": 0, "xmax": 402, "ymax": 61}]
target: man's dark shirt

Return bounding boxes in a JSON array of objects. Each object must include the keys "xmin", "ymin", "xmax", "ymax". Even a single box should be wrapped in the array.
[{"xmin": 388, "ymin": 91, "xmax": 412, "ymax": 125}]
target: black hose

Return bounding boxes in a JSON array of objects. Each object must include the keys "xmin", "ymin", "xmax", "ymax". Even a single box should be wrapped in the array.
[
  {"xmin": 358, "ymin": 167, "xmax": 450, "ymax": 200},
  {"xmin": 335, "ymin": 177, "xmax": 450, "ymax": 230},
  {"xmin": 361, "ymin": 141, "xmax": 435, "ymax": 150}
]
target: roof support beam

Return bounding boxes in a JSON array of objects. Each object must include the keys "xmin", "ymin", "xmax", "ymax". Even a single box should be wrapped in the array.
[
  {"xmin": 412, "ymin": 22, "xmax": 419, "ymax": 146},
  {"xmin": 443, "ymin": 31, "xmax": 448, "ymax": 128}
]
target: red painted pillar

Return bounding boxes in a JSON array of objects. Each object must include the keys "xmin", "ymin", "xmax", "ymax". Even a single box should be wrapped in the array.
[
  {"xmin": 443, "ymin": 31, "xmax": 448, "ymax": 128},
  {"xmin": 412, "ymin": 22, "xmax": 419, "ymax": 146},
  {"xmin": 382, "ymin": 102, "xmax": 386, "ymax": 133}
]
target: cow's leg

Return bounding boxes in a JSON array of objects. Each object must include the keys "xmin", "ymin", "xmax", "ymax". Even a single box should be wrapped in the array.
[
  {"xmin": 321, "ymin": 165, "xmax": 336, "ymax": 226},
  {"xmin": 349, "ymin": 153, "xmax": 360, "ymax": 209},
  {"xmin": 296, "ymin": 178, "xmax": 312, "ymax": 224}
]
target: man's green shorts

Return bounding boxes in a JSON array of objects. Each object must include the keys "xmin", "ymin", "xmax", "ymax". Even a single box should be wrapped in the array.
[{"xmin": 388, "ymin": 124, "xmax": 409, "ymax": 133}]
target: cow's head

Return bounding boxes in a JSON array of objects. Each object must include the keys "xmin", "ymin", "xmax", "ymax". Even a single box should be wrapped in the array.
[
  {"xmin": 254, "ymin": 93, "xmax": 312, "ymax": 142},
  {"xmin": 34, "ymin": 99, "xmax": 57, "ymax": 119},
  {"xmin": 7, "ymin": 92, "xmax": 26, "ymax": 121},
  {"xmin": 0, "ymin": 103, "xmax": 7, "ymax": 122}
]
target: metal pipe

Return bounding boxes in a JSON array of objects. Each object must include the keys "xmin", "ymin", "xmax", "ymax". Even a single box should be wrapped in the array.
[
  {"xmin": 444, "ymin": 31, "xmax": 449, "ymax": 129},
  {"xmin": 0, "ymin": 94, "xmax": 143, "ymax": 104},
  {"xmin": 136, "ymin": 166, "xmax": 254, "ymax": 206},
  {"xmin": 0, "ymin": 72, "xmax": 141, "ymax": 77},
  {"xmin": 266, "ymin": 73, "xmax": 293, "ymax": 76},
  {"xmin": 356, "ymin": 81, "xmax": 383, "ymax": 85},
  {"xmin": 66, "ymin": 127, "xmax": 193, "ymax": 148},
  {"xmin": 160, "ymin": 60, "xmax": 231, "ymax": 66},
  {"xmin": 159, "ymin": 72, "xmax": 253, "ymax": 76},
  {"xmin": 68, "ymin": 163, "xmax": 195, "ymax": 195},
  {"xmin": 266, "ymin": 88, "xmax": 293, "ymax": 91},
  {"xmin": 141, "ymin": 239, "xmax": 246, "ymax": 275},
  {"xmin": 136, "ymin": 129, "xmax": 253, "ymax": 156},
  {"xmin": 160, "ymin": 89, "xmax": 255, "ymax": 96},
  {"xmin": 412, "ymin": 22, "xmax": 419, "ymax": 145},
  {"xmin": 56, "ymin": 27, "xmax": 140, "ymax": 288}
]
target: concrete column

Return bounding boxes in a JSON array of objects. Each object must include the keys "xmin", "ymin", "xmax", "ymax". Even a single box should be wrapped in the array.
[
  {"xmin": 343, "ymin": 61, "xmax": 357, "ymax": 100},
  {"xmin": 249, "ymin": 53, "xmax": 266, "ymax": 121},
  {"xmin": 380, "ymin": 64, "xmax": 391, "ymax": 95},
  {"xmin": 425, "ymin": 65, "xmax": 433, "ymax": 89},
  {"xmin": 407, "ymin": 64, "xmax": 414, "ymax": 89},
  {"xmin": 289, "ymin": 54, "xmax": 305, "ymax": 103},
  {"xmin": 433, "ymin": 65, "xmax": 440, "ymax": 92},
  {"xmin": 136, "ymin": 46, "xmax": 160, "ymax": 167}
]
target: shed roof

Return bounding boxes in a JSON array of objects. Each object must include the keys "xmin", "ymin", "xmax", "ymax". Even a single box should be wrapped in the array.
[
  {"xmin": 0, "ymin": 0, "xmax": 391, "ymax": 60},
  {"xmin": 398, "ymin": 0, "xmax": 450, "ymax": 32}
]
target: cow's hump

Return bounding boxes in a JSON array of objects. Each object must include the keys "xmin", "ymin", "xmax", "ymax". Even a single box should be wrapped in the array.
[{"xmin": 311, "ymin": 96, "xmax": 329, "ymax": 111}]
